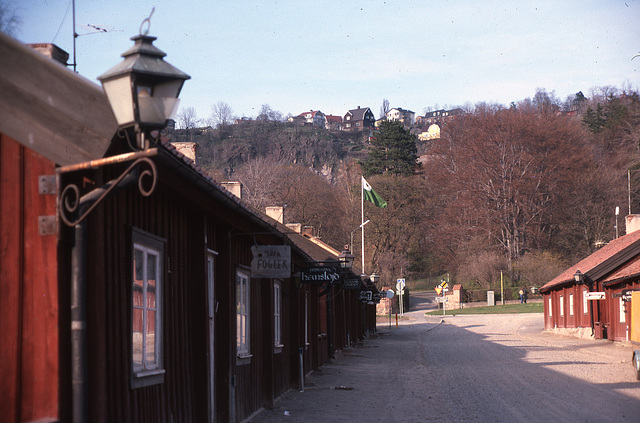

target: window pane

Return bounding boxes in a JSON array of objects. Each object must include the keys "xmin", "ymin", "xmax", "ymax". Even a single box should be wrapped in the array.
[
  {"xmin": 134, "ymin": 248, "xmax": 144, "ymax": 280},
  {"xmin": 132, "ymin": 308, "xmax": 143, "ymax": 368},
  {"xmin": 133, "ymin": 282, "xmax": 143, "ymax": 307},
  {"xmin": 146, "ymin": 310, "xmax": 157, "ymax": 367},
  {"xmin": 147, "ymin": 254, "xmax": 157, "ymax": 281}
]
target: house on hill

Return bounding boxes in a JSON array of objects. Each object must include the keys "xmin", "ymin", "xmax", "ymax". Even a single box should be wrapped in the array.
[
  {"xmin": 417, "ymin": 108, "xmax": 464, "ymax": 126},
  {"xmin": 291, "ymin": 110, "xmax": 326, "ymax": 128},
  {"xmin": 324, "ymin": 114, "xmax": 343, "ymax": 131},
  {"xmin": 386, "ymin": 107, "xmax": 415, "ymax": 126},
  {"xmin": 343, "ymin": 106, "xmax": 375, "ymax": 132}
]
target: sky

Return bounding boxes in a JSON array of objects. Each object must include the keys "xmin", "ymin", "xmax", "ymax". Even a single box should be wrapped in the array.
[{"xmin": 12, "ymin": 0, "xmax": 640, "ymax": 124}]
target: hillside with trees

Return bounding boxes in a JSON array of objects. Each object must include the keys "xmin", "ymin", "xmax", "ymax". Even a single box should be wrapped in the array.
[{"xmin": 170, "ymin": 87, "xmax": 640, "ymax": 293}]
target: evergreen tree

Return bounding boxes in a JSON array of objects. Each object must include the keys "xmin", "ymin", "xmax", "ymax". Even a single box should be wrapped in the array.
[{"xmin": 363, "ymin": 120, "xmax": 417, "ymax": 176}]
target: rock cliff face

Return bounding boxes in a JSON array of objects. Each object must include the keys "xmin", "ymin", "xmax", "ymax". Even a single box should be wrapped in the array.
[{"xmin": 169, "ymin": 122, "xmax": 368, "ymax": 180}]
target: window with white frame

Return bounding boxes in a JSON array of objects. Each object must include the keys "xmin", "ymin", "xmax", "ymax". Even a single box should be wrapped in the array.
[
  {"xmin": 132, "ymin": 230, "xmax": 165, "ymax": 387},
  {"xmin": 274, "ymin": 280, "xmax": 283, "ymax": 349},
  {"xmin": 559, "ymin": 295, "xmax": 564, "ymax": 316},
  {"xmin": 569, "ymin": 293, "xmax": 574, "ymax": 316},
  {"xmin": 548, "ymin": 297, "xmax": 552, "ymax": 317},
  {"xmin": 583, "ymin": 288, "xmax": 588, "ymax": 314},
  {"xmin": 620, "ymin": 297, "xmax": 626, "ymax": 323},
  {"xmin": 236, "ymin": 269, "xmax": 250, "ymax": 357}
]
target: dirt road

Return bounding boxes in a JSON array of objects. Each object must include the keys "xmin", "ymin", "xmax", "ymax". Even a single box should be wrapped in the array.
[{"xmin": 250, "ymin": 293, "xmax": 640, "ymax": 422}]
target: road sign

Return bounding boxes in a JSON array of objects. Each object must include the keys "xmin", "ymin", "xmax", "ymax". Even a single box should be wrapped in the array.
[
  {"xmin": 435, "ymin": 296, "xmax": 448, "ymax": 303},
  {"xmin": 386, "ymin": 289, "xmax": 395, "ymax": 299},
  {"xmin": 435, "ymin": 287, "xmax": 443, "ymax": 295},
  {"xmin": 585, "ymin": 291, "xmax": 606, "ymax": 300},
  {"xmin": 396, "ymin": 278, "xmax": 406, "ymax": 291}
]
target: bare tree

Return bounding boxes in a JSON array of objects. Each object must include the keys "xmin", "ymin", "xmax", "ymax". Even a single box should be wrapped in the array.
[
  {"xmin": 209, "ymin": 101, "xmax": 234, "ymax": 128},
  {"xmin": 0, "ymin": 1, "xmax": 21, "ymax": 36},
  {"xmin": 231, "ymin": 156, "xmax": 287, "ymax": 211},
  {"xmin": 380, "ymin": 98, "xmax": 390, "ymax": 119},
  {"xmin": 176, "ymin": 106, "xmax": 201, "ymax": 142},
  {"xmin": 257, "ymin": 104, "xmax": 283, "ymax": 122},
  {"xmin": 177, "ymin": 106, "xmax": 201, "ymax": 130}
]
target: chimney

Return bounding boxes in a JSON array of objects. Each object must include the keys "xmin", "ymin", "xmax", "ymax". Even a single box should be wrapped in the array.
[
  {"xmin": 171, "ymin": 142, "xmax": 198, "ymax": 165},
  {"xmin": 626, "ymin": 214, "xmax": 640, "ymax": 234},
  {"xmin": 28, "ymin": 43, "xmax": 69, "ymax": 66},
  {"xmin": 265, "ymin": 206, "xmax": 284, "ymax": 224},
  {"xmin": 285, "ymin": 223, "xmax": 302, "ymax": 234},
  {"xmin": 301, "ymin": 226, "xmax": 314, "ymax": 237},
  {"xmin": 221, "ymin": 182, "xmax": 242, "ymax": 199}
]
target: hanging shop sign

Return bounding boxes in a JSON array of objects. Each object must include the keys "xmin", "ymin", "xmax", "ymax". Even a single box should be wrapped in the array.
[
  {"xmin": 344, "ymin": 276, "xmax": 362, "ymax": 290},
  {"xmin": 251, "ymin": 245, "xmax": 291, "ymax": 278},
  {"xmin": 300, "ymin": 266, "xmax": 341, "ymax": 284},
  {"xmin": 359, "ymin": 291, "xmax": 373, "ymax": 301}
]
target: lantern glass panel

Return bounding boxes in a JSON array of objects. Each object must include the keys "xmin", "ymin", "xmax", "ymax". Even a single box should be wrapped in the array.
[{"xmin": 102, "ymin": 76, "xmax": 135, "ymax": 127}]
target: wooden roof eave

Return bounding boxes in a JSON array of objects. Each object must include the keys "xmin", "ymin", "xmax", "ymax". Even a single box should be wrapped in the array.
[{"xmin": 0, "ymin": 32, "xmax": 115, "ymax": 165}]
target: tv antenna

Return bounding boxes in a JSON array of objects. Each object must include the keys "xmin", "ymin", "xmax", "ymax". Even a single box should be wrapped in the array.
[{"xmin": 68, "ymin": 0, "xmax": 121, "ymax": 72}]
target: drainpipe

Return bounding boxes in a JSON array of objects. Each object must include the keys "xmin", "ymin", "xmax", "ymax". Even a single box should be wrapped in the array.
[
  {"xmin": 71, "ymin": 219, "xmax": 88, "ymax": 423},
  {"xmin": 70, "ymin": 171, "xmax": 138, "ymax": 423},
  {"xmin": 327, "ymin": 284, "xmax": 334, "ymax": 360}
]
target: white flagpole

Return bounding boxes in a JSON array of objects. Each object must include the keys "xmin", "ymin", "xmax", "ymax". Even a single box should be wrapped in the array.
[{"xmin": 361, "ymin": 177, "xmax": 365, "ymax": 274}]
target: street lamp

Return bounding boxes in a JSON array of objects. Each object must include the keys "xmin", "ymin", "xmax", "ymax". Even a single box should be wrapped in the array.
[
  {"xmin": 98, "ymin": 30, "xmax": 190, "ymax": 150},
  {"xmin": 338, "ymin": 245, "xmax": 355, "ymax": 270},
  {"xmin": 369, "ymin": 272, "xmax": 380, "ymax": 285},
  {"xmin": 350, "ymin": 219, "xmax": 370, "ymax": 253},
  {"xmin": 574, "ymin": 270, "xmax": 584, "ymax": 284}
]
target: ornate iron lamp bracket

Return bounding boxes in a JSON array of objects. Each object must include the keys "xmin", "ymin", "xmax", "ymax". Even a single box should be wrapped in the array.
[{"xmin": 59, "ymin": 154, "xmax": 157, "ymax": 227}]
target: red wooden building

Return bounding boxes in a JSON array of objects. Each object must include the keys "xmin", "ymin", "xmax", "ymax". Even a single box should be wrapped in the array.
[
  {"xmin": 541, "ymin": 215, "xmax": 640, "ymax": 343},
  {"xmin": 0, "ymin": 32, "xmax": 378, "ymax": 423}
]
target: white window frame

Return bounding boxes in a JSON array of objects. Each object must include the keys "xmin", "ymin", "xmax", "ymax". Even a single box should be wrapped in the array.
[
  {"xmin": 274, "ymin": 280, "xmax": 284, "ymax": 350},
  {"xmin": 583, "ymin": 288, "xmax": 588, "ymax": 315},
  {"xmin": 548, "ymin": 297, "xmax": 552, "ymax": 317},
  {"xmin": 236, "ymin": 269, "xmax": 251, "ymax": 359},
  {"xmin": 559, "ymin": 295, "xmax": 564, "ymax": 317},
  {"xmin": 620, "ymin": 297, "xmax": 626, "ymax": 323},
  {"xmin": 131, "ymin": 230, "xmax": 165, "ymax": 388},
  {"xmin": 569, "ymin": 293, "xmax": 574, "ymax": 316}
]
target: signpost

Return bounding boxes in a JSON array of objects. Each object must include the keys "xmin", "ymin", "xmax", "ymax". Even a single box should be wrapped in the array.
[{"xmin": 396, "ymin": 278, "xmax": 406, "ymax": 316}]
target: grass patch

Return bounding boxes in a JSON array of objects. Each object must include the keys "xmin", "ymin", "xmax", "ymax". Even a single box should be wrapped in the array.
[{"xmin": 425, "ymin": 303, "xmax": 543, "ymax": 316}]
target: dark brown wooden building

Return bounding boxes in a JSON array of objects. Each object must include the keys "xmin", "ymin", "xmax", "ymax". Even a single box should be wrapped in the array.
[{"xmin": 0, "ymin": 32, "xmax": 378, "ymax": 423}]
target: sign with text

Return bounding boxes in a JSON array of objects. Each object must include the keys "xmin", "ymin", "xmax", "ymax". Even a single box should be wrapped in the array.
[
  {"xmin": 251, "ymin": 245, "xmax": 291, "ymax": 278},
  {"xmin": 359, "ymin": 291, "xmax": 373, "ymax": 301},
  {"xmin": 300, "ymin": 266, "xmax": 341, "ymax": 284},
  {"xmin": 585, "ymin": 291, "xmax": 606, "ymax": 300},
  {"xmin": 344, "ymin": 276, "xmax": 362, "ymax": 290},
  {"xmin": 621, "ymin": 289, "xmax": 637, "ymax": 302}
]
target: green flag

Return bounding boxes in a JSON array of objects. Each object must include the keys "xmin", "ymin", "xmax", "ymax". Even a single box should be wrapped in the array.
[{"xmin": 362, "ymin": 177, "xmax": 387, "ymax": 208}]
